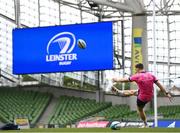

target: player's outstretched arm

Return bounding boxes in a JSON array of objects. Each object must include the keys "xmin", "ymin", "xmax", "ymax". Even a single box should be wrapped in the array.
[
  {"xmin": 155, "ymin": 81, "xmax": 172, "ymax": 102},
  {"xmin": 112, "ymin": 77, "xmax": 130, "ymax": 83}
]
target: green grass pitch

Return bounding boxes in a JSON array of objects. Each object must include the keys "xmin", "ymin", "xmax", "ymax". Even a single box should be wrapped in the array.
[{"xmin": 1, "ymin": 128, "xmax": 180, "ymax": 133}]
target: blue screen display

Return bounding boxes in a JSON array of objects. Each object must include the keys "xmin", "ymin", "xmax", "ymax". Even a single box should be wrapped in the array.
[{"xmin": 13, "ymin": 22, "xmax": 113, "ymax": 74}]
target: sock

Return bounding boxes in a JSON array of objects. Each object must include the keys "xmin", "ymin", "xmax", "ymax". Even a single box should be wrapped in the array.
[{"xmin": 144, "ymin": 121, "xmax": 148, "ymax": 126}]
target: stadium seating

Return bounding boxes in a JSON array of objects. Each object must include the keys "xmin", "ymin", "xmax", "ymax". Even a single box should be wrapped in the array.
[
  {"xmin": 0, "ymin": 87, "xmax": 179, "ymax": 127},
  {"xmin": 0, "ymin": 88, "xmax": 52, "ymax": 125},
  {"xmin": 158, "ymin": 105, "xmax": 180, "ymax": 119},
  {"xmin": 94, "ymin": 104, "xmax": 137, "ymax": 121},
  {"xmin": 94, "ymin": 105, "xmax": 180, "ymax": 121},
  {"xmin": 48, "ymin": 96, "xmax": 111, "ymax": 126}
]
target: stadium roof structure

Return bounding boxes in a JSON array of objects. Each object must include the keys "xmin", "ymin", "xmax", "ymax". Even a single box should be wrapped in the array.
[{"xmin": 54, "ymin": 0, "xmax": 180, "ymax": 18}]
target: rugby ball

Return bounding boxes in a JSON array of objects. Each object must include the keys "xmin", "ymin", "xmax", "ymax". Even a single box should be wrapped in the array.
[
  {"xmin": 109, "ymin": 121, "xmax": 120, "ymax": 130},
  {"xmin": 77, "ymin": 39, "xmax": 86, "ymax": 49}
]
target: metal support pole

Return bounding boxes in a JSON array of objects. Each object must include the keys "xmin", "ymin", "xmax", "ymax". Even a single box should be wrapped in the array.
[
  {"xmin": 38, "ymin": 0, "xmax": 40, "ymax": 26},
  {"xmin": 59, "ymin": 1, "xmax": 62, "ymax": 25},
  {"xmin": 14, "ymin": 0, "xmax": 21, "ymax": 27},
  {"xmin": 96, "ymin": 5, "xmax": 103, "ymax": 102},
  {"xmin": 167, "ymin": 16, "xmax": 171, "ymax": 86},
  {"xmin": 98, "ymin": 4, "xmax": 103, "ymax": 89},
  {"xmin": 153, "ymin": 0, "xmax": 158, "ymax": 127},
  {"xmin": 80, "ymin": 2, "xmax": 83, "ymax": 23},
  {"xmin": 79, "ymin": 1, "xmax": 84, "ymax": 88},
  {"xmin": 58, "ymin": 1, "xmax": 64, "ymax": 86},
  {"xmin": 121, "ymin": 20, "xmax": 125, "ymax": 70},
  {"xmin": 98, "ymin": 5, "xmax": 102, "ymax": 94},
  {"xmin": 121, "ymin": 20, "xmax": 125, "ymax": 90},
  {"xmin": 99, "ymin": 6, "xmax": 104, "ymax": 90},
  {"xmin": 14, "ymin": 0, "xmax": 21, "ymax": 85}
]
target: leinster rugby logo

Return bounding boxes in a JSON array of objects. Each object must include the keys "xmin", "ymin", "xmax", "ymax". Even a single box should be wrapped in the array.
[{"xmin": 46, "ymin": 32, "xmax": 79, "ymax": 66}]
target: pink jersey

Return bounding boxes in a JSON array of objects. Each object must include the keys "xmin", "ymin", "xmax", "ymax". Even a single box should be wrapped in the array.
[{"xmin": 129, "ymin": 71, "xmax": 158, "ymax": 102}]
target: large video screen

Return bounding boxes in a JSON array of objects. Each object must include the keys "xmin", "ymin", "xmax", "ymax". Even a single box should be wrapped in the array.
[{"xmin": 13, "ymin": 22, "xmax": 113, "ymax": 74}]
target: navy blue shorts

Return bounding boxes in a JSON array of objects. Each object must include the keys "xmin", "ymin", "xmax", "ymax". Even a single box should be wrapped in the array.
[{"xmin": 137, "ymin": 98, "xmax": 148, "ymax": 108}]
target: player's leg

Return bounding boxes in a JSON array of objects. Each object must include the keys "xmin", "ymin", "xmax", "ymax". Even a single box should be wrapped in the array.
[
  {"xmin": 111, "ymin": 86, "xmax": 122, "ymax": 95},
  {"xmin": 111, "ymin": 86, "xmax": 128, "ymax": 96},
  {"xmin": 136, "ymin": 99, "xmax": 148, "ymax": 127},
  {"xmin": 111, "ymin": 86, "xmax": 137, "ymax": 96},
  {"xmin": 137, "ymin": 106, "xmax": 147, "ymax": 126}
]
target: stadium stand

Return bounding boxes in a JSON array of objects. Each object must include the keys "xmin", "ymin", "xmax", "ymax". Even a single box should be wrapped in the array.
[
  {"xmin": 94, "ymin": 104, "xmax": 137, "ymax": 121},
  {"xmin": 158, "ymin": 105, "xmax": 180, "ymax": 119},
  {"xmin": 0, "ymin": 88, "xmax": 52, "ymax": 125},
  {"xmin": 48, "ymin": 96, "xmax": 111, "ymax": 126},
  {"xmin": 94, "ymin": 105, "xmax": 180, "ymax": 121},
  {"xmin": 0, "ymin": 87, "xmax": 179, "ymax": 127}
]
